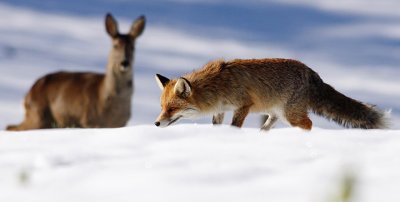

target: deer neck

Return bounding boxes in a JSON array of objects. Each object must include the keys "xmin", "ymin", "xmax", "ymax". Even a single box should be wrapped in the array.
[{"xmin": 102, "ymin": 60, "xmax": 133, "ymax": 100}]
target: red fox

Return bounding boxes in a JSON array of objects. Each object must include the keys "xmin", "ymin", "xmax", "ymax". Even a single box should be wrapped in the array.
[
  {"xmin": 6, "ymin": 13, "xmax": 145, "ymax": 131},
  {"xmin": 154, "ymin": 58, "xmax": 387, "ymax": 130}
]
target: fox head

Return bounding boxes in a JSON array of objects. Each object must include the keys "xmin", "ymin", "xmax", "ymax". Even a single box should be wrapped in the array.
[
  {"xmin": 154, "ymin": 74, "xmax": 200, "ymax": 127},
  {"xmin": 105, "ymin": 13, "xmax": 145, "ymax": 75}
]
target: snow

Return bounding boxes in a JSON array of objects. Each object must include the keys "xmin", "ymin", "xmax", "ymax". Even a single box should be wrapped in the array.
[
  {"xmin": 1, "ymin": 0, "xmax": 400, "ymax": 201},
  {"xmin": 1, "ymin": 126, "xmax": 400, "ymax": 202}
]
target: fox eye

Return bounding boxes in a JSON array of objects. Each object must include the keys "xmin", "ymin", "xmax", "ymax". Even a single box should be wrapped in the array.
[{"xmin": 167, "ymin": 107, "xmax": 176, "ymax": 113}]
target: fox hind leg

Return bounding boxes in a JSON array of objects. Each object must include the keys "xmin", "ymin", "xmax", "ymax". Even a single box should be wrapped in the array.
[
  {"xmin": 284, "ymin": 109, "xmax": 312, "ymax": 130},
  {"xmin": 283, "ymin": 91, "xmax": 313, "ymax": 131}
]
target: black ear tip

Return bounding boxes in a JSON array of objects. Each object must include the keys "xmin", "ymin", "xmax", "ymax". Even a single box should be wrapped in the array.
[
  {"xmin": 156, "ymin": 74, "xmax": 167, "ymax": 80},
  {"xmin": 156, "ymin": 74, "xmax": 169, "ymax": 81},
  {"xmin": 106, "ymin": 13, "xmax": 112, "ymax": 18},
  {"xmin": 155, "ymin": 74, "xmax": 170, "ymax": 88}
]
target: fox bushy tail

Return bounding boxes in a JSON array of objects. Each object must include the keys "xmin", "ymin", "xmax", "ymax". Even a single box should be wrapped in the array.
[{"xmin": 308, "ymin": 73, "xmax": 387, "ymax": 129}]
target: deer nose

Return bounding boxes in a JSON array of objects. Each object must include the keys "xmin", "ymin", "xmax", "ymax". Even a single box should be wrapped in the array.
[
  {"xmin": 121, "ymin": 60, "xmax": 129, "ymax": 67},
  {"xmin": 155, "ymin": 121, "xmax": 160, "ymax": 127}
]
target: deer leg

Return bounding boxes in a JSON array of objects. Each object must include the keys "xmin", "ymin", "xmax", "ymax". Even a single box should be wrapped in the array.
[{"xmin": 6, "ymin": 101, "xmax": 51, "ymax": 131}]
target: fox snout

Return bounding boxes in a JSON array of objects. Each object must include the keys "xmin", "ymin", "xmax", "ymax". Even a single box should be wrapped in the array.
[{"xmin": 154, "ymin": 112, "xmax": 182, "ymax": 128}]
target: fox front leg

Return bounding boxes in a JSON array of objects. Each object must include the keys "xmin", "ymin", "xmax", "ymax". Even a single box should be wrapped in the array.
[
  {"xmin": 261, "ymin": 115, "xmax": 278, "ymax": 131},
  {"xmin": 231, "ymin": 106, "xmax": 251, "ymax": 128},
  {"xmin": 212, "ymin": 113, "xmax": 225, "ymax": 125}
]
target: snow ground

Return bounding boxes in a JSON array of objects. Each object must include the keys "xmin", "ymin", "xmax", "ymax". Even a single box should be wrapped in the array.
[
  {"xmin": 0, "ymin": 1, "xmax": 400, "ymax": 201},
  {"xmin": 1, "ymin": 126, "xmax": 400, "ymax": 202}
]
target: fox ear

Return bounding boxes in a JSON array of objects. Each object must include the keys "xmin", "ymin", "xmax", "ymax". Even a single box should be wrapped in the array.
[
  {"xmin": 130, "ymin": 15, "xmax": 145, "ymax": 39},
  {"xmin": 105, "ymin": 13, "xmax": 119, "ymax": 38},
  {"xmin": 174, "ymin": 78, "xmax": 191, "ymax": 98},
  {"xmin": 155, "ymin": 74, "xmax": 170, "ymax": 90}
]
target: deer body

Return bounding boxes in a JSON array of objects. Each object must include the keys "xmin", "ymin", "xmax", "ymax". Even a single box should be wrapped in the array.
[{"xmin": 7, "ymin": 13, "xmax": 145, "ymax": 130}]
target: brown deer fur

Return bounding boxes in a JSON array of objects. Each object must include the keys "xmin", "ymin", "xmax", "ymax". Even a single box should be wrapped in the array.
[{"xmin": 6, "ymin": 13, "xmax": 145, "ymax": 131}]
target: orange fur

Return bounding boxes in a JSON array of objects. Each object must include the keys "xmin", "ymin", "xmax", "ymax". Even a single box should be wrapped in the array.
[{"xmin": 155, "ymin": 58, "xmax": 386, "ymax": 130}]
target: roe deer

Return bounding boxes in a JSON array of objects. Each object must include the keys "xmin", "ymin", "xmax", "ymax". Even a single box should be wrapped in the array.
[{"xmin": 6, "ymin": 13, "xmax": 145, "ymax": 131}]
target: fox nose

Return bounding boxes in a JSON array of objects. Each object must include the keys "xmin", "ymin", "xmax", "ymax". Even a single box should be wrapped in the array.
[
  {"xmin": 121, "ymin": 60, "xmax": 129, "ymax": 67},
  {"xmin": 155, "ymin": 121, "xmax": 160, "ymax": 127}
]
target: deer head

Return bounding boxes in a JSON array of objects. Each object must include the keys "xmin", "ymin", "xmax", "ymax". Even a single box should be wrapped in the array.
[{"xmin": 105, "ymin": 13, "xmax": 145, "ymax": 76}]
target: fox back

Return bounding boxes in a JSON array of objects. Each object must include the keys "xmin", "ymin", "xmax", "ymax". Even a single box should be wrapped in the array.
[
  {"xmin": 155, "ymin": 58, "xmax": 386, "ymax": 130},
  {"xmin": 6, "ymin": 13, "xmax": 145, "ymax": 131}
]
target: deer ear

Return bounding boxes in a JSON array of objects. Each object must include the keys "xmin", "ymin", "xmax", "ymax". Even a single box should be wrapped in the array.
[
  {"xmin": 174, "ymin": 78, "xmax": 191, "ymax": 98},
  {"xmin": 105, "ymin": 13, "xmax": 119, "ymax": 38},
  {"xmin": 130, "ymin": 15, "xmax": 145, "ymax": 39},
  {"xmin": 155, "ymin": 74, "xmax": 170, "ymax": 90}
]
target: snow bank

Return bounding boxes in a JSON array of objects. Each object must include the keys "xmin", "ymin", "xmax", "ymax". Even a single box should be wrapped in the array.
[{"xmin": 1, "ymin": 125, "xmax": 399, "ymax": 202}]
